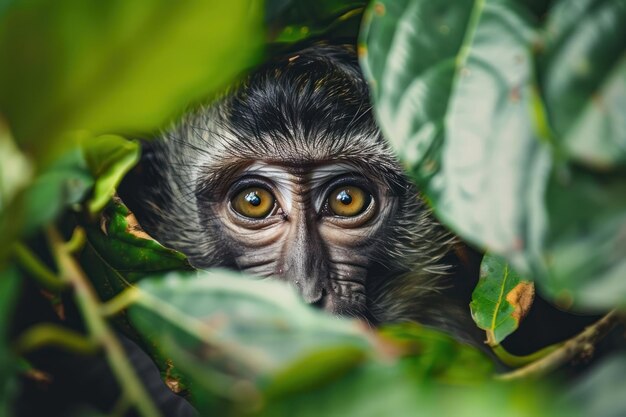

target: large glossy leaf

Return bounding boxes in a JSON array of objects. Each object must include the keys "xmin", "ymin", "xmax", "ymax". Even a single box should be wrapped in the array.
[
  {"xmin": 361, "ymin": 0, "xmax": 626, "ymax": 308},
  {"xmin": 0, "ymin": 0, "xmax": 263, "ymax": 163},
  {"xmin": 470, "ymin": 254, "xmax": 535, "ymax": 345},
  {"xmin": 360, "ymin": 0, "xmax": 547, "ymax": 271},
  {"xmin": 540, "ymin": 165, "xmax": 626, "ymax": 308},
  {"xmin": 125, "ymin": 271, "xmax": 525, "ymax": 416},
  {"xmin": 0, "ymin": 266, "xmax": 20, "ymax": 416},
  {"xmin": 542, "ymin": 0, "xmax": 626, "ymax": 169}
]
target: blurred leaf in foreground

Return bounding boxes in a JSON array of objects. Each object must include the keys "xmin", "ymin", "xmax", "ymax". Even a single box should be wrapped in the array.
[
  {"xmin": 126, "ymin": 271, "xmax": 569, "ymax": 417},
  {"xmin": 0, "ymin": 0, "xmax": 264, "ymax": 163},
  {"xmin": 21, "ymin": 148, "xmax": 94, "ymax": 237},
  {"xmin": 0, "ymin": 266, "xmax": 20, "ymax": 416},
  {"xmin": 470, "ymin": 254, "xmax": 535, "ymax": 346},
  {"xmin": 559, "ymin": 354, "xmax": 626, "ymax": 417}
]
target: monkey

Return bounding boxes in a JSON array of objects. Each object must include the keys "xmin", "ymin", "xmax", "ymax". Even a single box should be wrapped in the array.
[{"xmin": 119, "ymin": 43, "xmax": 486, "ymax": 346}]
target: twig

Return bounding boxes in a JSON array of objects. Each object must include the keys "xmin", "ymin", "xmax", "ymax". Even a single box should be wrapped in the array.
[
  {"xmin": 12, "ymin": 243, "xmax": 66, "ymax": 292},
  {"xmin": 497, "ymin": 310, "xmax": 622, "ymax": 381},
  {"xmin": 100, "ymin": 287, "xmax": 141, "ymax": 318},
  {"xmin": 46, "ymin": 227, "xmax": 162, "ymax": 417},
  {"xmin": 14, "ymin": 323, "xmax": 98, "ymax": 355}
]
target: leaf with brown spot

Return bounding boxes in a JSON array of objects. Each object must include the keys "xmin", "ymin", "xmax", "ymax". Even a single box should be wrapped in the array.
[{"xmin": 470, "ymin": 254, "xmax": 535, "ymax": 346}]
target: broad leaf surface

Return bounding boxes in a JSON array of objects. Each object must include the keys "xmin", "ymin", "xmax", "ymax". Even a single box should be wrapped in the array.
[
  {"xmin": 470, "ymin": 254, "xmax": 534, "ymax": 345},
  {"xmin": 540, "ymin": 164, "xmax": 626, "ymax": 308},
  {"xmin": 361, "ymin": 0, "xmax": 626, "ymax": 308},
  {"xmin": 542, "ymin": 0, "xmax": 626, "ymax": 169},
  {"xmin": 125, "ymin": 271, "xmax": 538, "ymax": 416},
  {"xmin": 0, "ymin": 0, "xmax": 263, "ymax": 163}
]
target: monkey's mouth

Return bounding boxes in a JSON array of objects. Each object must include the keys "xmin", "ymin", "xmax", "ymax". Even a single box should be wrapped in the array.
[{"xmin": 315, "ymin": 283, "xmax": 368, "ymax": 320}]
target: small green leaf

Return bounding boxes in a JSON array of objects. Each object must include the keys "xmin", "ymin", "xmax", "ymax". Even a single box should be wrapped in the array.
[
  {"xmin": 80, "ymin": 199, "xmax": 190, "ymax": 301},
  {"xmin": 82, "ymin": 134, "xmax": 140, "ymax": 215},
  {"xmin": 470, "ymin": 254, "xmax": 535, "ymax": 346}
]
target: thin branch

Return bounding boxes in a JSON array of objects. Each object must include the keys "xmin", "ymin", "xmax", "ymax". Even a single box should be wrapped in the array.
[
  {"xmin": 497, "ymin": 310, "xmax": 622, "ymax": 381},
  {"xmin": 100, "ymin": 287, "xmax": 141, "ymax": 318},
  {"xmin": 12, "ymin": 243, "xmax": 67, "ymax": 292},
  {"xmin": 46, "ymin": 227, "xmax": 162, "ymax": 417},
  {"xmin": 14, "ymin": 323, "xmax": 99, "ymax": 355},
  {"xmin": 63, "ymin": 226, "xmax": 86, "ymax": 254}
]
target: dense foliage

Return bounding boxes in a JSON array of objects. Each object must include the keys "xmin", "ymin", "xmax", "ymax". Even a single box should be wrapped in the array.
[{"xmin": 0, "ymin": 1, "xmax": 624, "ymax": 416}]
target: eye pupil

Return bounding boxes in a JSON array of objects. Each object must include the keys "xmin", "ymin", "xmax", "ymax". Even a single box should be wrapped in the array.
[
  {"xmin": 336, "ymin": 190, "xmax": 353, "ymax": 205},
  {"xmin": 245, "ymin": 192, "xmax": 262, "ymax": 207}
]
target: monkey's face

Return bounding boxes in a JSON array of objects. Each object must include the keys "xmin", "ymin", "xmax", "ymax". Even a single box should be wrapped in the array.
[
  {"xmin": 123, "ymin": 45, "xmax": 453, "ymax": 325},
  {"xmin": 198, "ymin": 161, "xmax": 399, "ymax": 316}
]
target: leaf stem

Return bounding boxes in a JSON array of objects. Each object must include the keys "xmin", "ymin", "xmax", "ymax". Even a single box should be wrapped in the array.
[
  {"xmin": 14, "ymin": 323, "xmax": 98, "ymax": 355},
  {"xmin": 63, "ymin": 226, "xmax": 87, "ymax": 253},
  {"xmin": 497, "ymin": 310, "xmax": 622, "ymax": 380},
  {"xmin": 100, "ymin": 287, "xmax": 141, "ymax": 318},
  {"xmin": 12, "ymin": 242, "xmax": 66, "ymax": 292},
  {"xmin": 46, "ymin": 227, "xmax": 162, "ymax": 417}
]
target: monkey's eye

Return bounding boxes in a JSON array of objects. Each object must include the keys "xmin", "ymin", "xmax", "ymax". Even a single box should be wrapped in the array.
[
  {"xmin": 327, "ymin": 185, "xmax": 371, "ymax": 217},
  {"xmin": 231, "ymin": 187, "xmax": 276, "ymax": 219}
]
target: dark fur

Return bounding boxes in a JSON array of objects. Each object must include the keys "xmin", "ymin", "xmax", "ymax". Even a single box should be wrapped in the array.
[{"xmin": 121, "ymin": 45, "xmax": 482, "ymax": 344}]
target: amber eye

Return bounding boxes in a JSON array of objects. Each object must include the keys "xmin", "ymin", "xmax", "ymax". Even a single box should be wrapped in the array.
[
  {"xmin": 327, "ymin": 185, "xmax": 371, "ymax": 217},
  {"xmin": 231, "ymin": 187, "xmax": 276, "ymax": 219}
]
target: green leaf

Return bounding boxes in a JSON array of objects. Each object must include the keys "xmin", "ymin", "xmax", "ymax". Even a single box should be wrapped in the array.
[
  {"xmin": 0, "ymin": 119, "xmax": 32, "ymax": 211},
  {"xmin": 362, "ymin": 0, "xmax": 626, "ymax": 309},
  {"xmin": 0, "ymin": 266, "xmax": 21, "ymax": 416},
  {"xmin": 559, "ymin": 354, "xmax": 626, "ymax": 417},
  {"xmin": 360, "ymin": 0, "xmax": 548, "ymax": 271},
  {"xmin": 540, "ymin": 164, "xmax": 626, "ymax": 309},
  {"xmin": 21, "ymin": 148, "xmax": 94, "ymax": 236},
  {"xmin": 80, "ymin": 199, "xmax": 190, "ymax": 301},
  {"xmin": 0, "ymin": 0, "xmax": 263, "ymax": 163},
  {"xmin": 0, "ymin": 145, "xmax": 92, "ymax": 263},
  {"xmin": 470, "ymin": 254, "xmax": 535, "ymax": 346},
  {"xmin": 126, "ymin": 271, "xmax": 571, "ymax": 417},
  {"xmin": 82, "ymin": 134, "xmax": 140, "ymax": 215},
  {"xmin": 542, "ymin": 0, "xmax": 626, "ymax": 169}
]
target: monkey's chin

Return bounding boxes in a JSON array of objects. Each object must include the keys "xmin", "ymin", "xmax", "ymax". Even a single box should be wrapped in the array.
[{"xmin": 320, "ymin": 294, "xmax": 368, "ymax": 322}]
